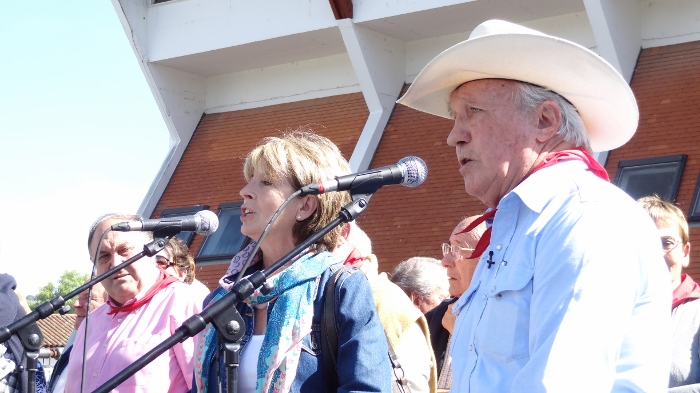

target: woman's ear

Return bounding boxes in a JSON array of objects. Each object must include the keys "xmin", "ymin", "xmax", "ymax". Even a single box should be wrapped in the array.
[{"xmin": 296, "ymin": 195, "xmax": 319, "ymax": 221}]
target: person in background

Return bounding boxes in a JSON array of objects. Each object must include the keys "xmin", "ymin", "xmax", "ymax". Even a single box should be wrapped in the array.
[
  {"xmin": 638, "ymin": 195, "xmax": 700, "ymax": 391},
  {"xmin": 335, "ymin": 222, "xmax": 437, "ymax": 393},
  {"xmin": 390, "ymin": 257, "xmax": 449, "ymax": 314},
  {"xmin": 47, "ymin": 281, "xmax": 107, "ymax": 393},
  {"xmin": 397, "ymin": 19, "xmax": 670, "ymax": 392},
  {"xmin": 157, "ymin": 237, "xmax": 210, "ymax": 297},
  {"xmin": 0, "ymin": 273, "xmax": 48, "ymax": 393},
  {"xmin": 64, "ymin": 213, "xmax": 205, "ymax": 393},
  {"xmin": 194, "ymin": 131, "xmax": 391, "ymax": 393},
  {"xmin": 425, "ymin": 216, "xmax": 485, "ymax": 392}
]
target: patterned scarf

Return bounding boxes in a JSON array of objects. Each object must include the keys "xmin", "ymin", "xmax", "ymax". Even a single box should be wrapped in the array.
[
  {"xmin": 457, "ymin": 149, "xmax": 609, "ymax": 259},
  {"xmin": 195, "ymin": 242, "xmax": 334, "ymax": 393}
]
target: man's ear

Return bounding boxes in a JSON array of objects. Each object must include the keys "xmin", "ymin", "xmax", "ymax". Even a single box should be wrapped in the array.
[
  {"xmin": 410, "ymin": 292, "xmax": 422, "ymax": 308},
  {"xmin": 535, "ymin": 101, "xmax": 562, "ymax": 144}
]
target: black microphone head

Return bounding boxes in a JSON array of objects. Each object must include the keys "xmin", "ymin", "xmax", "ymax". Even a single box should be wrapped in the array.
[
  {"xmin": 397, "ymin": 156, "xmax": 428, "ymax": 187},
  {"xmin": 195, "ymin": 210, "xmax": 219, "ymax": 236}
]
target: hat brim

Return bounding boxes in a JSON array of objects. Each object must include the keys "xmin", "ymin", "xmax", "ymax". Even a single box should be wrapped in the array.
[{"xmin": 397, "ymin": 30, "xmax": 638, "ymax": 152}]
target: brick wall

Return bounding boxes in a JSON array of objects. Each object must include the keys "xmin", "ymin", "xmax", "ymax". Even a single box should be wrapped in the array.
[{"xmin": 606, "ymin": 40, "xmax": 700, "ymax": 278}]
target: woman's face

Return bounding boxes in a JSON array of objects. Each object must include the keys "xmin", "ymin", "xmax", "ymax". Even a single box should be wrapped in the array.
[{"xmin": 239, "ymin": 170, "xmax": 299, "ymax": 242}]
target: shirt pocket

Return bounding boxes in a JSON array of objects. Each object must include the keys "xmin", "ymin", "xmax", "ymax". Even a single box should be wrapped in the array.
[{"xmin": 479, "ymin": 263, "xmax": 533, "ymax": 363}]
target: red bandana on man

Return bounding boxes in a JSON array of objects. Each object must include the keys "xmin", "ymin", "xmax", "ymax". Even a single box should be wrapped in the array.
[
  {"xmin": 673, "ymin": 273, "xmax": 700, "ymax": 309},
  {"xmin": 458, "ymin": 149, "xmax": 610, "ymax": 259},
  {"xmin": 107, "ymin": 269, "xmax": 178, "ymax": 315}
]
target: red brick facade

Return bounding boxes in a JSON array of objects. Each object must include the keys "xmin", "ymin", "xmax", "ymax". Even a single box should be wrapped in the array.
[
  {"xmin": 155, "ymin": 40, "xmax": 700, "ymax": 287},
  {"xmin": 606, "ymin": 40, "xmax": 700, "ymax": 278}
]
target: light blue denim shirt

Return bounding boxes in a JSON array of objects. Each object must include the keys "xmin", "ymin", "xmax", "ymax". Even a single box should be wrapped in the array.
[{"xmin": 451, "ymin": 160, "xmax": 671, "ymax": 392}]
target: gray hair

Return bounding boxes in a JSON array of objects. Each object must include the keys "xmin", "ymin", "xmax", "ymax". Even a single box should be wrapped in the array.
[
  {"xmin": 87, "ymin": 213, "xmax": 150, "ymax": 250},
  {"xmin": 513, "ymin": 81, "xmax": 591, "ymax": 151},
  {"xmin": 390, "ymin": 257, "xmax": 447, "ymax": 298}
]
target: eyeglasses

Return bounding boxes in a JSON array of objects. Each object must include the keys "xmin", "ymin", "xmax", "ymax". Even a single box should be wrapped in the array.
[
  {"xmin": 661, "ymin": 236, "xmax": 682, "ymax": 252},
  {"xmin": 441, "ymin": 243, "xmax": 475, "ymax": 260},
  {"xmin": 155, "ymin": 255, "xmax": 174, "ymax": 269}
]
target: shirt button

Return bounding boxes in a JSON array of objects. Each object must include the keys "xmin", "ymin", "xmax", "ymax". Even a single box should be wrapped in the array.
[
  {"xmin": 496, "ymin": 244, "xmax": 502, "ymax": 250},
  {"xmin": 469, "ymin": 344, "xmax": 473, "ymax": 351},
  {"xmin": 93, "ymin": 372, "xmax": 98, "ymax": 378},
  {"xmin": 118, "ymin": 319, "xmax": 123, "ymax": 322},
  {"xmin": 481, "ymin": 294, "xmax": 487, "ymax": 301},
  {"xmin": 496, "ymin": 294, "xmax": 502, "ymax": 300},
  {"xmin": 491, "ymin": 286, "xmax": 496, "ymax": 292}
]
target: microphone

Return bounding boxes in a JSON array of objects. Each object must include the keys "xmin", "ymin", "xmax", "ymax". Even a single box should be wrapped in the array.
[
  {"xmin": 111, "ymin": 210, "xmax": 219, "ymax": 236},
  {"xmin": 299, "ymin": 156, "xmax": 428, "ymax": 195}
]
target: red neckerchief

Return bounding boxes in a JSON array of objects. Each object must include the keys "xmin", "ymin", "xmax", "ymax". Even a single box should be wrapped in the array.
[
  {"xmin": 673, "ymin": 274, "xmax": 700, "ymax": 309},
  {"xmin": 343, "ymin": 247, "xmax": 365, "ymax": 267},
  {"xmin": 458, "ymin": 149, "xmax": 609, "ymax": 259},
  {"xmin": 107, "ymin": 269, "xmax": 178, "ymax": 315}
]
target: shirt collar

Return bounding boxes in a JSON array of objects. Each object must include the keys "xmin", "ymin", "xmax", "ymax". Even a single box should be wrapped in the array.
[{"xmin": 502, "ymin": 160, "xmax": 588, "ymax": 214}]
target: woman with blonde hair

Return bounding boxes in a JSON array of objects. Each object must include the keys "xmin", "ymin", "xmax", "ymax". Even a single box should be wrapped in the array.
[{"xmin": 194, "ymin": 130, "xmax": 391, "ymax": 393}]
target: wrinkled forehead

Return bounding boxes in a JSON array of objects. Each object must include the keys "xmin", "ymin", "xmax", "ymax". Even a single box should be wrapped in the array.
[{"xmin": 89, "ymin": 219, "xmax": 150, "ymax": 255}]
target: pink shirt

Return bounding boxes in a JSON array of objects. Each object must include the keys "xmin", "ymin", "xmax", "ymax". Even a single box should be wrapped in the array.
[{"xmin": 64, "ymin": 281, "xmax": 203, "ymax": 393}]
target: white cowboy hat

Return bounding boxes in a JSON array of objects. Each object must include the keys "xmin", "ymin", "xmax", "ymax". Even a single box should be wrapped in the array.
[{"xmin": 396, "ymin": 19, "xmax": 639, "ymax": 152}]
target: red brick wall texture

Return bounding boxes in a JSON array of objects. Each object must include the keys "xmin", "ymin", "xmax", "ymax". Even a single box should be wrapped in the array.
[
  {"xmin": 155, "ymin": 40, "xmax": 700, "ymax": 288},
  {"xmin": 607, "ymin": 40, "xmax": 700, "ymax": 278}
]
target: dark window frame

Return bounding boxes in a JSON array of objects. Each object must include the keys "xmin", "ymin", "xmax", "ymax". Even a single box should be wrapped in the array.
[
  {"xmin": 688, "ymin": 172, "xmax": 700, "ymax": 222},
  {"xmin": 613, "ymin": 154, "xmax": 687, "ymax": 203},
  {"xmin": 196, "ymin": 202, "xmax": 249, "ymax": 262},
  {"xmin": 160, "ymin": 205, "xmax": 210, "ymax": 246}
]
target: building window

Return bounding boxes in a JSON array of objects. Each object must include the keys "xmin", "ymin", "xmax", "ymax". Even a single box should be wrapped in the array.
[
  {"xmin": 196, "ymin": 202, "xmax": 249, "ymax": 264},
  {"xmin": 160, "ymin": 205, "xmax": 210, "ymax": 246},
  {"xmin": 688, "ymin": 173, "xmax": 700, "ymax": 222},
  {"xmin": 613, "ymin": 155, "xmax": 687, "ymax": 202}
]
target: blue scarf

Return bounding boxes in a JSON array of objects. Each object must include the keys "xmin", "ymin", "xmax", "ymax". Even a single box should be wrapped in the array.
[{"xmin": 195, "ymin": 243, "xmax": 334, "ymax": 393}]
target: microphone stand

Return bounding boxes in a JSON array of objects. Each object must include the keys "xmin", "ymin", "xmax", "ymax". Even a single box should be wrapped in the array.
[
  {"xmin": 92, "ymin": 194, "xmax": 372, "ymax": 393},
  {"xmin": 15, "ymin": 317, "xmax": 43, "ymax": 393},
  {"xmin": 0, "ymin": 233, "xmax": 171, "ymax": 345}
]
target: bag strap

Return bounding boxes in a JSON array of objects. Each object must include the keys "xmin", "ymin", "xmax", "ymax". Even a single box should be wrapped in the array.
[
  {"xmin": 321, "ymin": 266, "xmax": 350, "ymax": 393},
  {"xmin": 387, "ymin": 340, "xmax": 411, "ymax": 393}
]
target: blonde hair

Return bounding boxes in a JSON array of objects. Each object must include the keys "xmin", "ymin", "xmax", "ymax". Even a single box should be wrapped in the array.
[
  {"xmin": 243, "ymin": 130, "xmax": 351, "ymax": 252},
  {"xmin": 638, "ymin": 195, "xmax": 689, "ymax": 244}
]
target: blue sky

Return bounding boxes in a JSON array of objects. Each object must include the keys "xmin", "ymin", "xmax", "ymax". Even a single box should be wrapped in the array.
[{"xmin": 0, "ymin": 1, "xmax": 169, "ymax": 296}]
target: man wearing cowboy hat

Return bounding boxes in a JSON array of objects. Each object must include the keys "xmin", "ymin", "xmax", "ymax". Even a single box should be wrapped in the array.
[{"xmin": 398, "ymin": 20, "xmax": 670, "ymax": 392}]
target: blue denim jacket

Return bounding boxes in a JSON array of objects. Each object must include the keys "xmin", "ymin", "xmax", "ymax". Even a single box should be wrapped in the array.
[{"xmin": 197, "ymin": 263, "xmax": 392, "ymax": 393}]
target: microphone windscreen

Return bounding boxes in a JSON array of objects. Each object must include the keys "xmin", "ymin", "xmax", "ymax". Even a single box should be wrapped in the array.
[
  {"xmin": 195, "ymin": 210, "xmax": 219, "ymax": 235},
  {"xmin": 399, "ymin": 156, "xmax": 428, "ymax": 187}
]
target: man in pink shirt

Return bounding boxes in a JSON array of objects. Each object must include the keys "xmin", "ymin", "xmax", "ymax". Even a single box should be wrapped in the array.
[{"xmin": 64, "ymin": 213, "xmax": 204, "ymax": 393}]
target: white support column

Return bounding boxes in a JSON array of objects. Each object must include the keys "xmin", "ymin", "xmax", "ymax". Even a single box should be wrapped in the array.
[
  {"xmin": 337, "ymin": 19, "xmax": 405, "ymax": 172},
  {"xmin": 112, "ymin": 0, "xmax": 206, "ymax": 216},
  {"xmin": 584, "ymin": 0, "xmax": 642, "ymax": 163}
]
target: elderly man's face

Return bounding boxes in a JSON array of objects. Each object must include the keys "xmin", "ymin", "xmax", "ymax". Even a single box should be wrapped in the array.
[
  {"xmin": 447, "ymin": 79, "xmax": 539, "ymax": 208},
  {"xmin": 442, "ymin": 218, "xmax": 481, "ymax": 297},
  {"xmin": 72, "ymin": 282, "xmax": 106, "ymax": 330},
  {"xmin": 89, "ymin": 219, "xmax": 159, "ymax": 306}
]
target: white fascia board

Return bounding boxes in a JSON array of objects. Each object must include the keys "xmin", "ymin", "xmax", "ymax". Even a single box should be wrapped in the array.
[
  {"xmin": 206, "ymin": 54, "xmax": 360, "ymax": 113},
  {"xmin": 641, "ymin": 0, "xmax": 700, "ymax": 48},
  {"xmin": 146, "ymin": 0, "xmax": 337, "ymax": 62},
  {"xmin": 353, "ymin": 0, "xmax": 475, "ymax": 22},
  {"xmin": 337, "ymin": 20, "xmax": 406, "ymax": 172}
]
